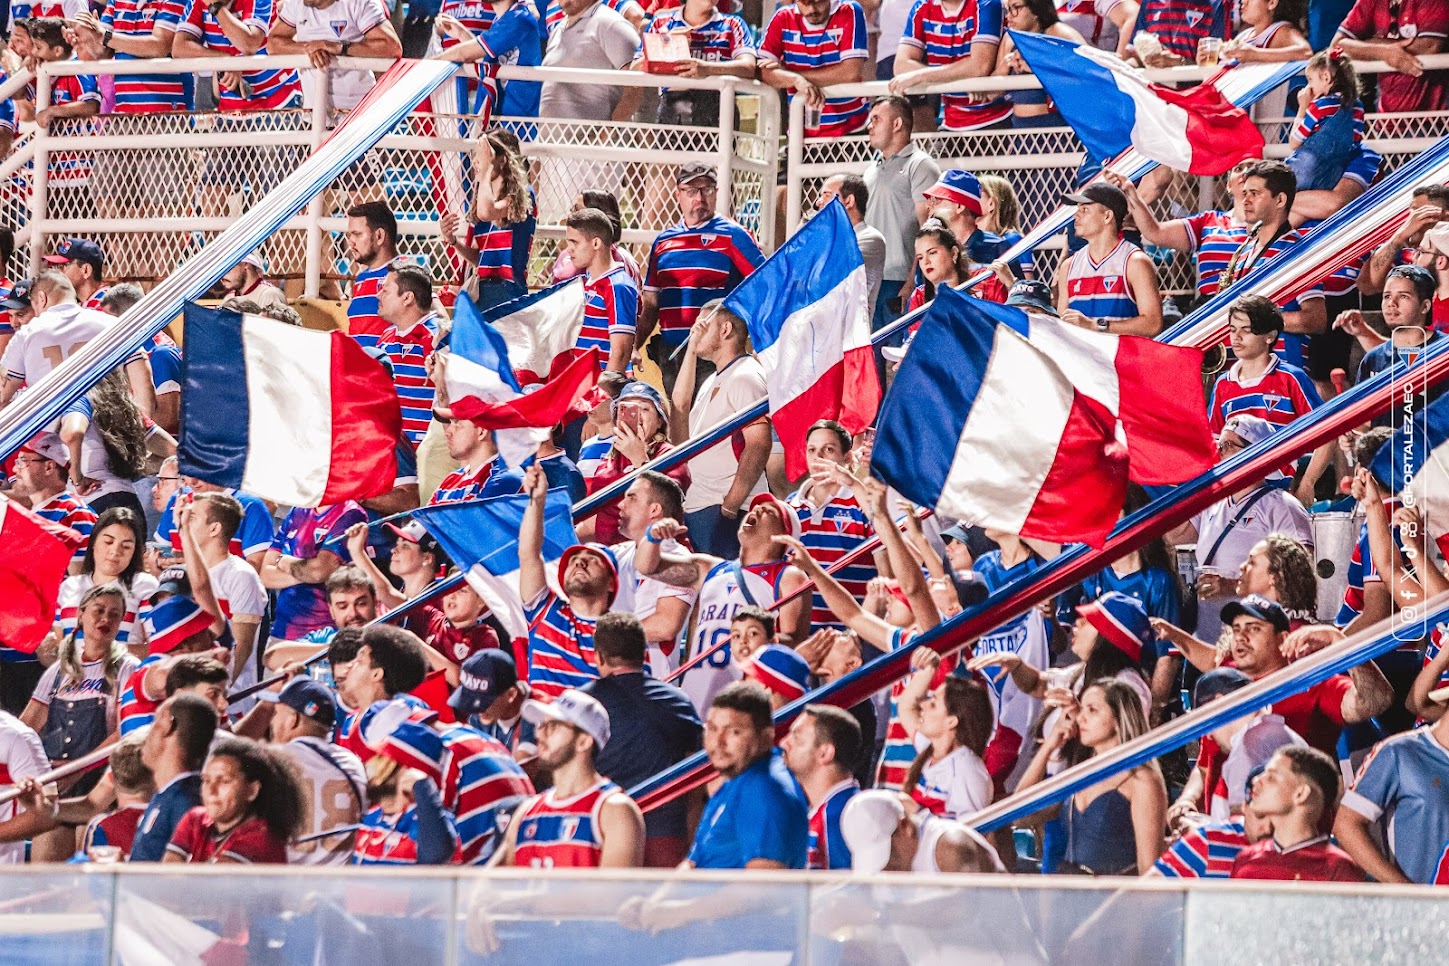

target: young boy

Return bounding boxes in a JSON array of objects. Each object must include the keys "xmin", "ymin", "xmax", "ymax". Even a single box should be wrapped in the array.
[{"xmin": 1230, "ymin": 746, "xmax": 1366, "ymax": 882}]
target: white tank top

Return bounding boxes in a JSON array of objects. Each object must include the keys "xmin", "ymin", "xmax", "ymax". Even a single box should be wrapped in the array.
[
  {"xmin": 680, "ymin": 560, "xmax": 783, "ymax": 717},
  {"xmin": 281, "ymin": 736, "xmax": 368, "ymax": 866},
  {"xmin": 911, "ymin": 812, "xmax": 1006, "ymax": 874}
]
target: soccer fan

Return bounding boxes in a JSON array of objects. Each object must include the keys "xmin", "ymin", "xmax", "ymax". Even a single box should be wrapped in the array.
[
  {"xmin": 907, "ymin": 225, "xmax": 968, "ymax": 313},
  {"xmin": 817, "ymin": 174, "xmax": 887, "ymax": 309},
  {"xmin": 539, "ymin": 0, "xmax": 641, "ymax": 124},
  {"xmin": 172, "ymin": 0, "xmax": 302, "ymax": 132},
  {"xmin": 566, "ymin": 206, "xmax": 638, "ymax": 375},
  {"xmin": 13, "ymin": 431, "xmax": 96, "ymax": 569},
  {"xmin": 518, "ymin": 465, "xmax": 617, "ymax": 700},
  {"xmin": 862, "ymin": 96, "xmax": 941, "ymax": 329},
  {"xmin": 490, "ymin": 688, "xmax": 644, "ymax": 867},
  {"xmin": 339, "ymin": 202, "xmax": 401, "ymax": 350},
  {"xmin": 449, "ymin": 649, "xmax": 534, "ymax": 757},
  {"xmin": 1358, "ymin": 184, "xmax": 1449, "ymax": 295},
  {"xmin": 179, "ymin": 494, "xmax": 267, "ymax": 697},
  {"xmin": 890, "ymin": 0, "xmax": 1008, "ymax": 132},
  {"xmin": 79, "ymin": 731, "xmax": 153, "ymax": 858},
  {"xmin": 261, "ymin": 501, "xmax": 368, "ymax": 644},
  {"xmin": 163, "ymin": 656, "xmax": 233, "ymax": 719},
  {"xmin": 639, "ymin": 164, "xmax": 763, "ymax": 391},
  {"xmin": 921, "ymin": 169, "xmax": 1010, "ymax": 298},
  {"xmin": 1357, "ymin": 265, "xmax": 1443, "ymax": 429},
  {"xmin": 1335, "ymin": 689, "xmax": 1449, "ymax": 883},
  {"xmin": 0, "ymin": 705, "xmax": 57, "ymax": 860},
  {"xmin": 634, "ymin": 0, "xmax": 756, "ymax": 128},
  {"xmin": 758, "ymin": 0, "xmax": 866, "ymax": 139},
  {"xmin": 431, "ymin": 0, "xmax": 545, "ymax": 126},
  {"xmin": 97, "ymin": 285, "xmax": 185, "ymax": 436},
  {"xmin": 741, "ymin": 644, "xmax": 811, "ymax": 711},
  {"xmin": 894, "ymin": 649, "xmax": 994, "ymax": 820},
  {"xmin": 1056, "ymin": 0, "xmax": 1135, "ymax": 57},
  {"xmin": 424, "ymin": 582, "xmax": 501, "ymax": 673},
  {"xmin": 1209, "ymin": 295, "xmax": 1323, "ymax": 434},
  {"xmin": 264, "ymin": 566, "xmax": 379, "ymax": 670},
  {"xmin": 637, "ymin": 494, "xmax": 812, "ymax": 713},
  {"xmin": 440, "ymin": 132, "xmax": 535, "ymax": 309},
  {"xmin": 991, "ymin": 0, "xmax": 1085, "ymax": 130},
  {"xmin": 118, "ymin": 595, "xmax": 222, "ymax": 736},
  {"xmin": 375, "ymin": 262, "xmax": 440, "ymax": 447},
  {"xmin": 129, "ymin": 692, "xmax": 219, "ymax": 862},
  {"xmin": 1335, "ymin": 0, "xmax": 1448, "ymax": 114},
  {"xmin": 41, "ymin": 238, "xmax": 108, "ymax": 310},
  {"xmin": 346, "ymin": 519, "xmax": 444, "ymax": 615},
  {"xmin": 1128, "ymin": 0, "xmax": 1230, "ymax": 66},
  {"xmin": 270, "ymin": 0, "xmax": 402, "ymax": 113},
  {"xmin": 334, "ymin": 627, "xmax": 431, "ymax": 756},
  {"xmin": 154, "ymin": 475, "xmax": 275, "ymax": 571},
  {"xmin": 58, "ymin": 368, "xmax": 162, "ymax": 519},
  {"xmin": 352, "ymin": 721, "xmax": 460, "ymax": 866},
  {"xmin": 217, "ymin": 253, "xmax": 287, "ymax": 310},
  {"xmin": 164, "ymin": 736, "xmax": 304, "ymax": 864},
  {"xmin": 269, "ymin": 677, "xmax": 368, "ymax": 865},
  {"xmin": 56, "ymin": 506, "xmax": 160, "ymax": 650},
  {"xmin": 428, "ymin": 410, "xmax": 523, "ymax": 505},
  {"xmin": 788, "ymin": 420, "xmax": 877, "ymax": 632},
  {"xmin": 581, "ymin": 612, "xmax": 701, "ymax": 867},
  {"xmin": 1232, "ymin": 746, "xmax": 1366, "ymax": 881},
  {"xmin": 840, "ymin": 789, "xmax": 1004, "ymax": 873},
  {"xmin": 669, "ymin": 299, "xmax": 770, "ymax": 559},
  {"xmin": 1059, "ymin": 183, "xmax": 1163, "ymax": 336},
  {"xmin": 579, "ymin": 383, "xmax": 689, "ymax": 548},
  {"xmin": 781, "ymin": 703, "xmax": 862, "ymax": 871}
]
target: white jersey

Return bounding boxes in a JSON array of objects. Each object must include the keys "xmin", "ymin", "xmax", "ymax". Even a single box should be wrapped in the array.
[
  {"xmin": 911, "ymin": 812, "xmax": 1006, "ymax": 874},
  {"xmin": 277, "ymin": 0, "xmax": 391, "ymax": 110},
  {"xmin": 1065, "ymin": 238, "xmax": 1144, "ymax": 324},
  {"xmin": 910, "ymin": 735, "xmax": 993, "ymax": 821},
  {"xmin": 209, "ymin": 555, "xmax": 268, "ymax": 701},
  {"xmin": 280, "ymin": 736, "xmax": 368, "ymax": 866},
  {"xmin": 0, "ymin": 712, "xmax": 48, "ymax": 864},
  {"xmin": 972, "ymin": 609, "xmax": 1050, "ymax": 771},
  {"xmin": 679, "ymin": 558, "xmax": 787, "ymax": 717},
  {"xmin": 1057, "ymin": 0, "xmax": 1124, "ymax": 53},
  {"xmin": 1, "ymin": 304, "xmax": 116, "ymax": 386},
  {"xmin": 612, "ymin": 540, "xmax": 697, "ymax": 677}
]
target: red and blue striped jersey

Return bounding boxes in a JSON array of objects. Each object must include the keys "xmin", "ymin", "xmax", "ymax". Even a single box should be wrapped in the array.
[
  {"xmin": 512, "ymin": 778, "xmax": 619, "ymax": 868},
  {"xmin": 178, "ymin": 0, "xmax": 303, "ymax": 111},
  {"xmin": 31, "ymin": 491, "xmax": 96, "ymax": 566},
  {"xmin": 102, "ymin": 0, "xmax": 190, "ymax": 112},
  {"xmin": 56, "ymin": 574, "xmax": 156, "ymax": 648},
  {"xmin": 788, "ymin": 486, "xmax": 874, "ymax": 630},
  {"xmin": 148, "ymin": 332, "xmax": 184, "ymax": 395},
  {"xmin": 1183, "ymin": 208, "xmax": 1247, "ymax": 297},
  {"xmin": 643, "ymin": 215, "xmax": 763, "ymax": 346},
  {"xmin": 470, "ymin": 188, "xmax": 536, "ymax": 285},
  {"xmin": 118, "ymin": 653, "xmax": 163, "ymax": 735},
  {"xmin": 376, "ymin": 313, "xmax": 439, "ymax": 445},
  {"xmin": 759, "ymin": 2, "xmax": 869, "ymax": 137},
  {"xmin": 430, "ymin": 458, "xmax": 498, "ymax": 505},
  {"xmin": 1294, "ymin": 94, "xmax": 1365, "ymax": 148},
  {"xmin": 900, "ymin": 0, "xmax": 1010, "ymax": 131},
  {"xmin": 806, "ymin": 778, "xmax": 858, "ymax": 870},
  {"xmin": 352, "ymin": 804, "xmax": 464, "ymax": 865},
  {"xmin": 639, "ymin": 7, "xmax": 754, "ymax": 65},
  {"xmin": 346, "ymin": 264, "xmax": 390, "ymax": 350},
  {"xmin": 43, "ymin": 70, "xmax": 101, "ymax": 186},
  {"xmin": 436, "ymin": 723, "xmax": 533, "ymax": 864},
  {"xmin": 1150, "ymin": 819, "xmax": 1248, "ymax": 877},
  {"xmin": 1209, "ymin": 355, "xmax": 1322, "ymax": 433},
  {"xmin": 439, "ymin": 0, "xmax": 496, "ymax": 47},
  {"xmin": 523, "ymin": 592, "xmax": 600, "ymax": 701},
  {"xmin": 579, "ymin": 266, "xmax": 638, "ymax": 371},
  {"xmin": 1136, "ymin": 0, "xmax": 1228, "ymax": 60},
  {"xmin": 576, "ymin": 433, "xmax": 613, "ymax": 479},
  {"xmin": 12, "ymin": 0, "xmax": 88, "ymax": 17},
  {"xmin": 1066, "ymin": 238, "xmax": 1142, "ymax": 322}
]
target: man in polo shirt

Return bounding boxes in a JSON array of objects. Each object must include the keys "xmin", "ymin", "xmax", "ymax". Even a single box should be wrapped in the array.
[
  {"xmin": 539, "ymin": 0, "xmax": 640, "ymax": 122},
  {"xmin": 41, "ymin": 238, "xmax": 108, "ymax": 309},
  {"xmin": 862, "ymin": 95, "xmax": 941, "ymax": 330}
]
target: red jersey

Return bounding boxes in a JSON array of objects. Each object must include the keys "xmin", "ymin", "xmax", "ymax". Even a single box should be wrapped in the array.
[
  {"xmin": 166, "ymin": 808, "xmax": 288, "ymax": 864},
  {"xmin": 512, "ymin": 778, "xmax": 620, "ymax": 869},
  {"xmin": 1230, "ymin": 835, "xmax": 1366, "ymax": 882},
  {"xmin": 426, "ymin": 613, "xmax": 501, "ymax": 665},
  {"xmin": 82, "ymin": 803, "xmax": 146, "ymax": 857}
]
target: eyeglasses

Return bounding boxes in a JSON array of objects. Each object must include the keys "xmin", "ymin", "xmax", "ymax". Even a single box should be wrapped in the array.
[
  {"xmin": 678, "ymin": 185, "xmax": 715, "ymax": 198},
  {"xmin": 158, "ymin": 475, "xmax": 180, "ymax": 483},
  {"xmin": 1004, "ymin": 3, "xmax": 1030, "ymax": 12},
  {"xmin": 12, "ymin": 456, "xmax": 47, "ymax": 466}
]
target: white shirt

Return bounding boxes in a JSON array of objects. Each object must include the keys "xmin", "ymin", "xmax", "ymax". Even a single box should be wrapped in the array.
[
  {"xmin": 0, "ymin": 712, "xmax": 48, "ymax": 864},
  {"xmin": 280, "ymin": 736, "xmax": 367, "ymax": 865},
  {"xmin": 2, "ymin": 303, "xmax": 116, "ymax": 384},
  {"xmin": 1192, "ymin": 486, "xmax": 1314, "ymax": 639},
  {"xmin": 683, "ymin": 354, "xmax": 769, "ymax": 513},
  {"xmin": 911, "ymin": 734, "xmax": 992, "ymax": 821},
  {"xmin": 611, "ymin": 539, "xmax": 697, "ymax": 676},
  {"xmin": 278, "ymin": 0, "xmax": 390, "ymax": 110}
]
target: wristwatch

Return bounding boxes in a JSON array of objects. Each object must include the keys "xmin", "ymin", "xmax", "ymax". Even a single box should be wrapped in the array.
[
  {"xmin": 100, "ymin": 25, "xmax": 113, "ymax": 46},
  {"xmin": 1095, "ymin": 318, "xmax": 1110, "ymax": 332},
  {"xmin": 340, "ymin": 42, "xmax": 352, "ymax": 55}
]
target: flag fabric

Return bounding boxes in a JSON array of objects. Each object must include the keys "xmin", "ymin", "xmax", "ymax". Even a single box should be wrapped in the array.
[
  {"xmin": 445, "ymin": 293, "xmax": 601, "ymax": 468},
  {"xmin": 872, "ymin": 287, "xmax": 1128, "ymax": 546},
  {"xmin": 1010, "ymin": 31, "xmax": 1264, "ymax": 176},
  {"xmin": 479, "ymin": 278, "xmax": 587, "ymax": 384},
  {"xmin": 179, "ymin": 304, "xmax": 401, "ymax": 508},
  {"xmin": 1372, "ymin": 392, "xmax": 1449, "ymax": 539},
  {"xmin": 996, "ymin": 302, "xmax": 1218, "ymax": 484},
  {"xmin": 411, "ymin": 489, "xmax": 578, "ymax": 641},
  {"xmin": 724, "ymin": 201, "xmax": 880, "ymax": 479},
  {"xmin": 0, "ymin": 496, "xmax": 83, "ymax": 653}
]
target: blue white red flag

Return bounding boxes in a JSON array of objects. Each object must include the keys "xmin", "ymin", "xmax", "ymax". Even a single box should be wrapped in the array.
[
  {"xmin": 1010, "ymin": 31, "xmax": 1263, "ymax": 176},
  {"xmin": 0, "ymin": 496, "xmax": 82, "ymax": 653},
  {"xmin": 479, "ymin": 278, "xmax": 587, "ymax": 384},
  {"xmin": 1372, "ymin": 391, "xmax": 1449, "ymax": 538},
  {"xmin": 872, "ymin": 287, "xmax": 1128, "ymax": 546},
  {"xmin": 445, "ymin": 292, "xmax": 601, "ymax": 469},
  {"xmin": 412, "ymin": 489, "xmax": 577, "ymax": 640},
  {"xmin": 178, "ymin": 304, "xmax": 400, "ymax": 508},
  {"xmin": 723, "ymin": 201, "xmax": 879, "ymax": 479}
]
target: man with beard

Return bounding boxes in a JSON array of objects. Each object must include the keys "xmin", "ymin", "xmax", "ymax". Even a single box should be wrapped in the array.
[{"xmin": 341, "ymin": 201, "xmax": 401, "ymax": 351}]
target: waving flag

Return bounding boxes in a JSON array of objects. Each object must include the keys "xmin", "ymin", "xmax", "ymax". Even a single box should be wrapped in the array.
[
  {"xmin": 179, "ymin": 304, "xmax": 401, "ymax": 507},
  {"xmin": 481, "ymin": 278, "xmax": 587, "ymax": 384},
  {"xmin": 0, "ymin": 496, "xmax": 83, "ymax": 652},
  {"xmin": 445, "ymin": 293, "xmax": 601, "ymax": 469},
  {"xmin": 1010, "ymin": 31, "xmax": 1264, "ymax": 176},
  {"xmin": 412, "ymin": 489, "xmax": 578, "ymax": 640},
  {"xmin": 872, "ymin": 287, "xmax": 1128, "ymax": 546},
  {"xmin": 724, "ymin": 201, "xmax": 880, "ymax": 478},
  {"xmin": 994, "ymin": 301, "xmax": 1217, "ymax": 484},
  {"xmin": 1372, "ymin": 392, "xmax": 1449, "ymax": 546}
]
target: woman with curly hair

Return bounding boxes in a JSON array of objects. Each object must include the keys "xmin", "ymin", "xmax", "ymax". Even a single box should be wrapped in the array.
[
  {"xmin": 59, "ymin": 368, "xmax": 164, "ymax": 519},
  {"xmin": 441, "ymin": 129, "xmax": 537, "ymax": 310},
  {"xmin": 164, "ymin": 736, "xmax": 306, "ymax": 864}
]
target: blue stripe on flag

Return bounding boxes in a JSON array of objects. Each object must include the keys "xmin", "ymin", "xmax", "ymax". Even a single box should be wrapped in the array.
[
  {"xmin": 453, "ymin": 293, "xmax": 523, "ymax": 394},
  {"xmin": 178, "ymin": 304, "xmax": 249, "ymax": 490},
  {"xmin": 1010, "ymin": 31, "xmax": 1136, "ymax": 165},
  {"xmin": 1372, "ymin": 392, "xmax": 1449, "ymax": 491},
  {"xmin": 412, "ymin": 488, "xmax": 578, "ymax": 576},
  {"xmin": 871, "ymin": 287, "xmax": 997, "ymax": 510},
  {"xmin": 723, "ymin": 201, "xmax": 862, "ymax": 351}
]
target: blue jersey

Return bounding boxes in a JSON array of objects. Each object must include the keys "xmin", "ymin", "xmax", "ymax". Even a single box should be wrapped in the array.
[
  {"xmin": 435, "ymin": 723, "xmax": 534, "ymax": 864},
  {"xmin": 130, "ymin": 772, "xmax": 202, "ymax": 862},
  {"xmin": 643, "ymin": 215, "xmax": 762, "ymax": 347},
  {"xmin": 155, "ymin": 487, "xmax": 275, "ymax": 558},
  {"xmin": 807, "ymin": 778, "xmax": 859, "ymax": 870},
  {"xmin": 521, "ymin": 451, "xmax": 587, "ymax": 505},
  {"xmin": 148, "ymin": 335, "xmax": 184, "ymax": 396},
  {"xmin": 1342, "ymin": 729, "xmax": 1449, "ymax": 884},
  {"xmin": 690, "ymin": 749, "xmax": 809, "ymax": 869},
  {"xmin": 347, "ymin": 264, "xmax": 390, "ymax": 351},
  {"xmin": 477, "ymin": 2, "xmax": 545, "ymax": 119}
]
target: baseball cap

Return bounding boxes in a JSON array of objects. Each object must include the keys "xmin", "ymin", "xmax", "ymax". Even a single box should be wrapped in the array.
[
  {"xmin": 1222, "ymin": 414, "xmax": 1276, "ymax": 448},
  {"xmin": 143, "ymin": 595, "xmax": 214, "ymax": 656},
  {"xmin": 676, "ymin": 161, "xmax": 717, "ymax": 186},
  {"xmin": 522, "ymin": 688, "xmax": 611, "ymax": 751},
  {"xmin": 241, "ymin": 252, "xmax": 266, "ymax": 271},
  {"xmin": 612, "ymin": 381, "xmax": 666, "ymax": 424},
  {"xmin": 1, "ymin": 278, "xmax": 32, "ymax": 310},
  {"xmin": 558, "ymin": 542, "xmax": 620, "ymax": 605},
  {"xmin": 1076, "ymin": 590, "xmax": 1152, "ymax": 662},
  {"xmin": 1064, "ymin": 183, "xmax": 1129, "ymax": 228},
  {"xmin": 153, "ymin": 566, "xmax": 191, "ymax": 600},
  {"xmin": 278, "ymin": 677, "xmax": 337, "ymax": 729},
  {"xmin": 384, "ymin": 519, "xmax": 441, "ymax": 558},
  {"xmin": 880, "ymin": 331, "xmax": 915, "ymax": 364},
  {"xmin": 749, "ymin": 492, "xmax": 803, "ymax": 539},
  {"xmin": 19, "ymin": 431, "xmax": 68, "ymax": 466},
  {"xmin": 941, "ymin": 524, "xmax": 971, "ymax": 544},
  {"xmin": 1220, "ymin": 593, "xmax": 1290, "ymax": 633},
  {"xmin": 743, "ymin": 645, "xmax": 811, "ymax": 702},
  {"xmin": 840, "ymin": 789, "xmax": 907, "ymax": 874},
  {"xmin": 448, "ymin": 649, "xmax": 519, "ymax": 715},
  {"xmin": 1006, "ymin": 279, "xmax": 1058, "ymax": 316},
  {"xmin": 42, "ymin": 237, "xmax": 103, "ymax": 274},
  {"xmin": 1193, "ymin": 666, "xmax": 1252, "ymax": 707},
  {"xmin": 923, "ymin": 170, "xmax": 983, "ymax": 216}
]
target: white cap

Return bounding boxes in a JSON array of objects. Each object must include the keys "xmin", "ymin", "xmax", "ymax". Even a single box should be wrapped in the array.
[
  {"xmin": 840, "ymin": 789, "xmax": 907, "ymax": 874},
  {"xmin": 1424, "ymin": 222, "xmax": 1449, "ymax": 257},
  {"xmin": 521, "ymin": 688, "xmax": 611, "ymax": 751}
]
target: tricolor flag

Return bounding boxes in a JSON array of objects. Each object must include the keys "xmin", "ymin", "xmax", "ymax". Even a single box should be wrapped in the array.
[
  {"xmin": 411, "ymin": 489, "xmax": 578, "ymax": 640},
  {"xmin": 872, "ymin": 287, "xmax": 1128, "ymax": 546},
  {"xmin": 178, "ymin": 304, "xmax": 401, "ymax": 508},
  {"xmin": 480, "ymin": 278, "xmax": 587, "ymax": 384},
  {"xmin": 1000, "ymin": 303, "xmax": 1218, "ymax": 484},
  {"xmin": 1372, "ymin": 392, "xmax": 1449, "ymax": 553},
  {"xmin": 724, "ymin": 201, "xmax": 880, "ymax": 479},
  {"xmin": 445, "ymin": 293, "xmax": 601, "ymax": 469},
  {"xmin": 0, "ymin": 496, "xmax": 83, "ymax": 653},
  {"xmin": 1010, "ymin": 31, "xmax": 1264, "ymax": 176}
]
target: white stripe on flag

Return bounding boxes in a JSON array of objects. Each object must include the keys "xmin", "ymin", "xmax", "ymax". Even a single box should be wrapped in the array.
[
  {"xmin": 494, "ymin": 280, "xmax": 588, "ymax": 381},
  {"xmin": 239, "ymin": 317, "xmax": 333, "ymax": 506},
  {"xmin": 447, "ymin": 350, "xmax": 522, "ymax": 406},
  {"xmin": 1025, "ymin": 314, "xmax": 1122, "ymax": 415},
  {"xmin": 757, "ymin": 265, "xmax": 869, "ymax": 405},
  {"xmin": 1076, "ymin": 46, "xmax": 1193, "ymax": 172}
]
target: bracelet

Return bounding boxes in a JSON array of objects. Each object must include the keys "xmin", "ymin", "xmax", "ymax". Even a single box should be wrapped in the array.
[
  {"xmin": 340, "ymin": 42, "xmax": 352, "ymax": 55},
  {"xmin": 644, "ymin": 529, "xmax": 663, "ymax": 544}
]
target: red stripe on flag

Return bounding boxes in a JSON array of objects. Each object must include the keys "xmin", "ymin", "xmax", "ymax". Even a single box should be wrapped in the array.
[
  {"xmin": 451, "ymin": 347, "xmax": 601, "ymax": 429},
  {"xmin": 1114, "ymin": 336, "xmax": 1219, "ymax": 484},
  {"xmin": 1153, "ymin": 82, "xmax": 1265, "ymax": 177},
  {"xmin": 321, "ymin": 331, "xmax": 404, "ymax": 506},
  {"xmin": 772, "ymin": 346, "xmax": 881, "ymax": 480},
  {"xmin": 0, "ymin": 499, "xmax": 83, "ymax": 653},
  {"xmin": 1021, "ymin": 393, "xmax": 1128, "ymax": 548}
]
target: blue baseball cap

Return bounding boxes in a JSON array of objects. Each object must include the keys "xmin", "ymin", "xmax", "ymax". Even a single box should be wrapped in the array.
[
  {"xmin": 43, "ymin": 237, "xmax": 103, "ymax": 274},
  {"xmin": 278, "ymin": 677, "xmax": 338, "ymax": 729},
  {"xmin": 923, "ymin": 169, "xmax": 983, "ymax": 216},
  {"xmin": 1076, "ymin": 591, "xmax": 1152, "ymax": 662},
  {"xmin": 612, "ymin": 381, "xmax": 666, "ymax": 423},
  {"xmin": 449, "ymin": 649, "xmax": 519, "ymax": 715},
  {"xmin": 1221, "ymin": 594, "xmax": 1290, "ymax": 634},
  {"xmin": 0, "ymin": 277, "xmax": 32, "ymax": 310},
  {"xmin": 1007, "ymin": 279, "xmax": 1057, "ymax": 315},
  {"xmin": 744, "ymin": 644, "xmax": 811, "ymax": 702}
]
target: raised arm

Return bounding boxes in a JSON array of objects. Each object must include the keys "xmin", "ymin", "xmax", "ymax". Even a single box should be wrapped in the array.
[{"xmin": 518, "ymin": 465, "xmax": 550, "ymax": 604}]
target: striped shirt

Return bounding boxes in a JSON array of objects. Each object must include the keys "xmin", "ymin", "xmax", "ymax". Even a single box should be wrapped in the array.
[
  {"xmin": 471, "ymin": 188, "xmax": 536, "ymax": 286},
  {"xmin": 523, "ymin": 591, "xmax": 600, "ymax": 701},
  {"xmin": 429, "ymin": 456, "xmax": 525, "ymax": 505},
  {"xmin": 512, "ymin": 778, "xmax": 619, "ymax": 868},
  {"xmin": 178, "ymin": 0, "xmax": 303, "ymax": 111},
  {"xmin": 1293, "ymin": 94, "xmax": 1365, "ymax": 148},
  {"xmin": 43, "ymin": 71, "xmax": 101, "ymax": 186},
  {"xmin": 900, "ymin": 0, "xmax": 1010, "ymax": 130},
  {"xmin": 31, "ymin": 491, "xmax": 96, "ymax": 566},
  {"xmin": 346, "ymin": 264, "xmax": 390, "ymax": 351},
  {"xmin": 1150, "ymin": 819, "xmax": 1249, "ymax": 877},
  {"xmin": 148, "ymin": 333, "xmax": 184, "ymax": 396},
  {"xmin": 759, "ymin": 1, "xmax": 869, "ymax": 137},
  {"xmin": 1065, "ymin": 238, "xmax": 1142, "ymax": 323},
  {"xmin": 1208, "ymin": 355, "xmax": 1321, "ymax": 433},
  {"xmin": 643, "ymin": 215, "xmax": 763, "ymax": 347},
  {"xmin": 439, "ymin": 0, "xmax": 496, "ymax": 47},
  {"xmin": 56, "ymin": 573, "xmax": 159, "ymax": 649},
  {"xmin": 1135, "ymin": 0, "xmax": 1228, "ymax": 60},
  {"xmin": 639, "ymin": 7, "xmax": 755, "ymax": 67},
  {"xmin": 154, "ymin": 487, "xmax": 275, "ymax": 558},
  {"xmin": 102, "ymin": 0, "xmax": 190, "ymax": 113},
  {"xmin": 11, "ymin": 0, "xmax": 88, "ymax": 17},
  {"xmin": 436, "ymin": 723, "xmax": 534, "ymax": 863},
  {"xmin": 1183, "ymin": 208, "xmax": 1247, "ymax": 297},
  {"xmin": 807, "ymin": 778, "xmax": 858, "ymax": 870},
  {"xmin": 788, "ymin": 485, "xmax": 874, "ymax": 630},
  {"xmin": 877, "ymin": 627, "xmax": 960, "ymax": 789},
  {"xmin": 118, "ymin": 653, "xmax": 163, "ymax": 735},
  {"xmin": 377, "ymin": 313, "xmax": 439, "ymax": 445},
  {"xmin": 579, "ymin": 266, "xmax": 638, "ymax": 371},
  {"xmin": 577, "ymin": 434, "xmax": 614, "ymax": 479}
]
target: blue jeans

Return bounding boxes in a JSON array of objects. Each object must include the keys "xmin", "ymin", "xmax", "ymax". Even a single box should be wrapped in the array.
[
  {"xmin": 685, "ymin": 505, "xmax": 741, "ymax": 560},
  {"xmin": 873, "ymin": 281, "xmax": 906, "ymax": 378}
]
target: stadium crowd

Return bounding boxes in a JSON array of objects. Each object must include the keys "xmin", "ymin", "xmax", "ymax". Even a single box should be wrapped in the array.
[{"xmin": 0, "ymin": 0, "xmax": 1441, "ymax": 924}]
